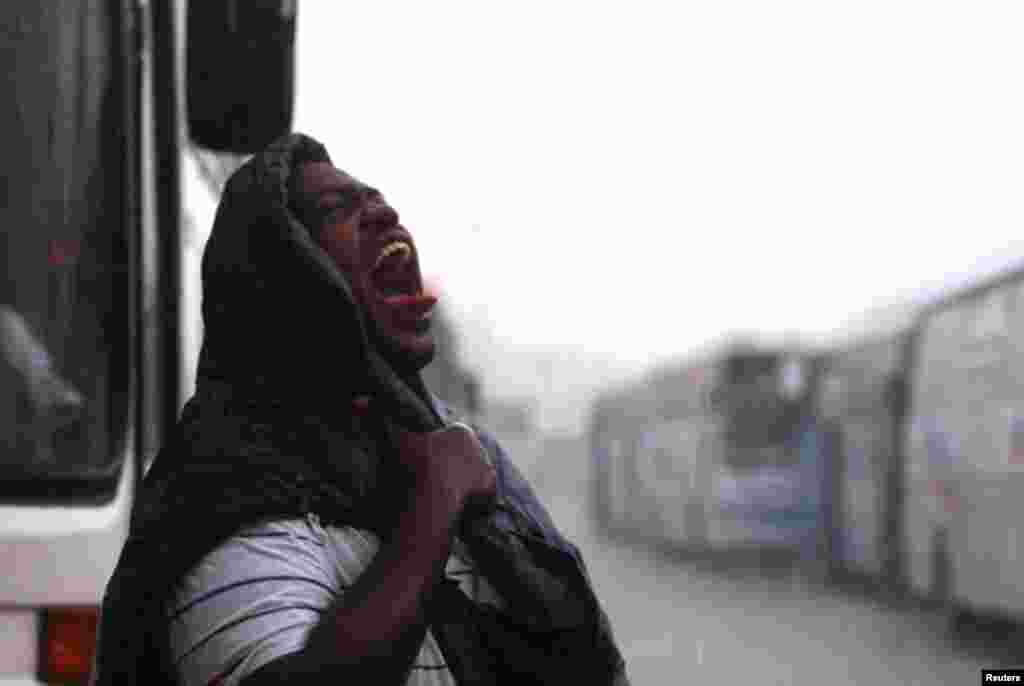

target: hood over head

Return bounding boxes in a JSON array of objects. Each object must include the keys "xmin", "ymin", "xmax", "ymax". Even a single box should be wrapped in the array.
[{"xmin": 194, "ymin": 132, "xmax": 440, "ymax": 428}]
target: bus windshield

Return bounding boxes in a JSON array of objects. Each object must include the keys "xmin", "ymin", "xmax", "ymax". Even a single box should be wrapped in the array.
[
  {"xmin": 0, "ymin": 4, "xmax": 130, "ymax": 493},
  {"xmin": 719, "ymin": 355, "xmax": 803, "ymax": 469}
]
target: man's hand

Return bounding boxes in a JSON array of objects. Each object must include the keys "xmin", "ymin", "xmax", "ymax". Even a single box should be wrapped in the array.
[
  {"xmin": 394, "ymin": 422, "xmax": 497, "ymax": 518},
  {"xmin": 239, "ymin": 398, "xmax": 498, "ymax": 685},
  {"xmin": 352, "ymin": 396, "xmax": 497, "ymax": 522}
]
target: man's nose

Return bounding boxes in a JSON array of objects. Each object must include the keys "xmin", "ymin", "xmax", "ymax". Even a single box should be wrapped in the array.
[{"xmin": 360, "ymin": 198, "xmax": 399, "ymax": 231}]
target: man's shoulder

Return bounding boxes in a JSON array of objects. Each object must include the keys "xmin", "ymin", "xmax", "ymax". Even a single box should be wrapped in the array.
[
  {"xmin": 428, "ymin": 396, "xmax": 571, "ymax": 548},
  {"xmin": 427, "ymin": 395, "xmax": 517, "ymax": 475}
]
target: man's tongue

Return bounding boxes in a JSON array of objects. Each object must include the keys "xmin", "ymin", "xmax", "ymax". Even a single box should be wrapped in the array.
[
  {"xmin": 382, "ymin": 292, "xmax": 436, "ymax": 310},
  {"xmin": 382, "ymin": 292, "xmax": 437, "ymax": 325},
  {"xmin": 371, "ymin": 248, "xmax": 437, "ymax": 322}
]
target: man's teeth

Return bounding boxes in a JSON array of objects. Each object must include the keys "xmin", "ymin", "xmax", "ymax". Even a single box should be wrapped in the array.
[{"xmin": 374, "ymin": 241, "xmax": 411, "ymax": 269}]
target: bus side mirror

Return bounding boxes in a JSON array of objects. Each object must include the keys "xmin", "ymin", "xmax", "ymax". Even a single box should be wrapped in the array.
[{"xmin": 187, "ymin": 1, "xmax": 297, "ymax": 153}]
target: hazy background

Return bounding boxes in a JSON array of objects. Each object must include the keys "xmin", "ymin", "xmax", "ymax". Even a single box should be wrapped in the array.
[{"xmin": 289, "ymin": 1, "xmax": 1024, "ymax": 434}]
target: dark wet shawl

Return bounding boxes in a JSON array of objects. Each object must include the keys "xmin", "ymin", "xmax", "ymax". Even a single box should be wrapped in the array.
[{"xmin": 91, "ymin": 133, "xmax": 625, "ymax": 686}]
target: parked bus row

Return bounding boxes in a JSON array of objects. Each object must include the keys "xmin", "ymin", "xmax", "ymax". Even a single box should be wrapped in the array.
[{"xmin": 590, "ymin": 262, "xmax": 1024, "ymax": 635}]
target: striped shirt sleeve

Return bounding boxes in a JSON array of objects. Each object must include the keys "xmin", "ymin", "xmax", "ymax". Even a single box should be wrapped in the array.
[
  {"xmin": 166, "ymin": 515, "xmax": 475, "ymax": 686},
  {"xmin": 166, "ymin": 517, "xmax": 340, "ymax": 686}
]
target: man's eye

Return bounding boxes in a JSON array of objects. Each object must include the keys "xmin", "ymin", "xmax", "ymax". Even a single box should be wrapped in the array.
[
  {"xmin": 323, "ymin": 193, "xmax": 361, "ymax": 222},
  {"xmin": 340, "ymin": 187, "xmax": 364, "ymax": 206},
  {"xmin": 325, "ymin": 206, "xmax": 351, "ymax": 222}
]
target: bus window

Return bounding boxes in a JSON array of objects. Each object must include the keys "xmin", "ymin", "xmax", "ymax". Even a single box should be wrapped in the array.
[
  {"xmin": 0, "ymin": 3, "xmax": 130, "ymax": 493},
  {"xmin": 721, "ymin": 376, "xmax": 803, "ymax": 468}
]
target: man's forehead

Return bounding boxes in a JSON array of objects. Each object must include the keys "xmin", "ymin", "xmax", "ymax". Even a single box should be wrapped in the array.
[
  {"xmin": 299, "ymin": 161, "xmax": 362, "ymax": 195},
  {"xmin": 294, "ymin": 161, "xmax": 384, "ymax": 216}
]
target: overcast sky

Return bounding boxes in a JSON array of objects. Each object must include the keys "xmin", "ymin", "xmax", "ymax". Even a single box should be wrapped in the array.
[{"xmin": 286, "ymin": 1, "xmax": 1024, "ymax": 429}]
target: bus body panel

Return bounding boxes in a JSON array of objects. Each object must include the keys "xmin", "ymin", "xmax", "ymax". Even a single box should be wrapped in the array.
[
  {"xmin": 0, "ymin": 457, "xmax": 133, "ymax": 607},
  {"xmin": 820, "ymin": 335, "xmax": 906, "ymax": 584},
  {"xmin": 0, "ymin": 456, "xmax": 133, "ymax": 684},
  {"xmin": 909, "ymin": 269, "xmax": 1024, "ymax": 618}
]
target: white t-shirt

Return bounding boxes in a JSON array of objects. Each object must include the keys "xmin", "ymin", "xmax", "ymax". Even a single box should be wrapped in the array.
[{"xmin": 166, "ymin": 514, "xmax": 503, "ymax": 686}]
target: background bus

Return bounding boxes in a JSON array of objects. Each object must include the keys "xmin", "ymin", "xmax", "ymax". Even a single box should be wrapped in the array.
[
  {"xmin": 596, "ymin": 343, "xmax": 824, "ymax": 558},
  {"xmin": 906, "ymin": 266, "xmax": 1024, "ymax": 628}
]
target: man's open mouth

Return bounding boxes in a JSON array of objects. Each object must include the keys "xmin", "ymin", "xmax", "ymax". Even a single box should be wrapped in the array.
[
  {"xmin": 371, "ymin": 240, "xmax": 420, "ymax": 297},
  {"xmin": 370, "ymin": 240, "xmax": 436, "ymax": 327}
]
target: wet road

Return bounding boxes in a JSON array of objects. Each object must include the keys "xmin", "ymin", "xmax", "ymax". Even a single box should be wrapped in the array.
[{"xmin": 507, "ymin": 432, "xmax": 1009, "ymax": 686}]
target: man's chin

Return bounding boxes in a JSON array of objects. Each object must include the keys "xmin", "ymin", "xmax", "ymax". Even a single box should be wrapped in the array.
[{"xmin": 370, "ymin": 325, "xmax": 436, "ymax": 375}]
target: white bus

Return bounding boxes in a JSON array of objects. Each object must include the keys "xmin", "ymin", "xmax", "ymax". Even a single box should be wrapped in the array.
[
  {"xmin": 905, "ymin": 263, "xmax": 1024, "ymax": 630},
  {"xmin": 0, "ymin": 2, "xmax": 295, "ymax": 684}
]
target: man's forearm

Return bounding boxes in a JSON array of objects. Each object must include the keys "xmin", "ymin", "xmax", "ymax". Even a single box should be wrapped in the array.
[
  {"xmin": 239, "ymin": 417, "xmax": 496, "ymax": 686},
  {"xmin": 239, "ymin": 483, "xmax": 457, "ymax": 686},
  {"xmin": 302, "ymin": 481, "xmax": 457, "ymax": 679},
  {"xmin": 323, "ymin": 483, "xmax": 453, "ymax": 649}
]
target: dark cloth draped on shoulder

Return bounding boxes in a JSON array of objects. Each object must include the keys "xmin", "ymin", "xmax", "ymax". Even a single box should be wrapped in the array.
[{"xmin": 90, "ymin": 133, "xmax": 625, "ymax": 686}]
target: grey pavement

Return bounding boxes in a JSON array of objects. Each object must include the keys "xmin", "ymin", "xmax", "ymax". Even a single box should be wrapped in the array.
[{"xmin": 509, "ymin": 432, "xmax": 1008, "ymax": 686}]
